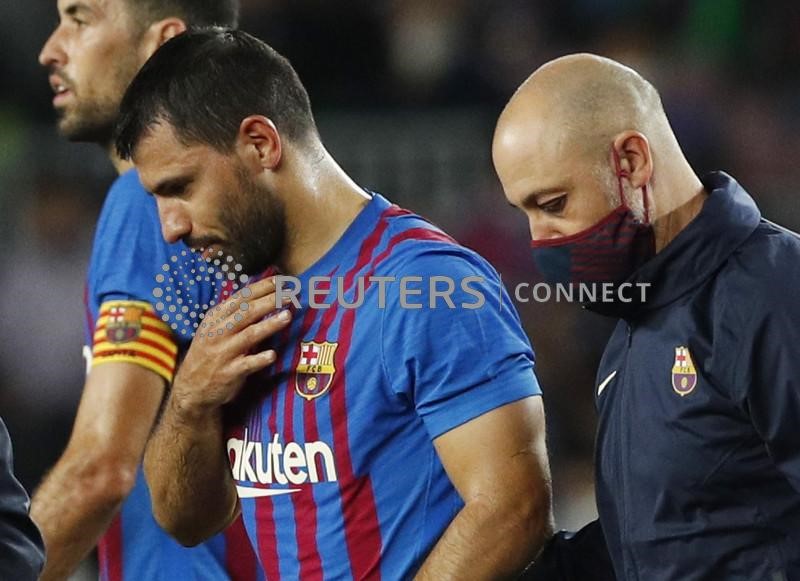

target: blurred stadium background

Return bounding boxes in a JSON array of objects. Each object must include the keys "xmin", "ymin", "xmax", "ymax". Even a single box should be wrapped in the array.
[{"xmin": 3, "ymin": 0, "xmax": 800, "ymax": 576}]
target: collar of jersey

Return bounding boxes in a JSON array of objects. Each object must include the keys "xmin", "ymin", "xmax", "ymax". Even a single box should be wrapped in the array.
[{"xmin": 293, "ymin": 191, "xmax": 390, "ymax": 285}]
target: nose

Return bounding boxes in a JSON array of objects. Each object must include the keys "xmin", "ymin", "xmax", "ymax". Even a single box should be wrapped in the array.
[
  {"xmin": 157, "ymin": 198, "xmax": 192, "ymax": 244},
  {"xmin": 39, "ymin": 26, "xmax": 66, "ymax": 68},
  {"xmin": 528, "ymin": 213, "xmax": 563, "ymax": 242}
]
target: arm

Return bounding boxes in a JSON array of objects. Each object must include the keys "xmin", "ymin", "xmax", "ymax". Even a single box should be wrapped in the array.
[
  {"xmin": 737, "ymin": 285, "xmax": 800, "ymax": 492},
  {"xmin": 144, "ymin": 278, "xmax": 291, "ymax": 545},
  {"xmin": 30, "ymin": 362, "xmax": 165, "ymax": 581},
  {"xmin": 416, "ymin": 395, "xmax": 553, "ymax": 580},
  {"xmin": 0, "ymin": 418, "xmax": 45, "ymax": 581},
  {"xmin": 379, "ymin": 246, "xmax": 551, "ymax": 578},
  {"xmin": 143, "ymin": 390, "xmax": 238, "ymax": 546}
]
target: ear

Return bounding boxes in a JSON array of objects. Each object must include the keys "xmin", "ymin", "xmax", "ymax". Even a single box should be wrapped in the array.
[
  {"xmin": 138, "ymin": 18, "xmax": 187, "ymax": 62},
  {"xmin": 236, "ymin": 116, "xmax": 283, "ymax": 171},
  {"xmin": 611, "ymin": 131, "xmax": 653, "ymax": 189}
]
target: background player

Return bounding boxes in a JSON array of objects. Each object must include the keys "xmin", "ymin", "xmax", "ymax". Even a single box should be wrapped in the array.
[
  {"xmin": 115, "ymin": 28, "xmax": 554, "ymax": 579},
  {"xmin": 35, "ymin": 1, "xmax": 260, "ymax": 579}
]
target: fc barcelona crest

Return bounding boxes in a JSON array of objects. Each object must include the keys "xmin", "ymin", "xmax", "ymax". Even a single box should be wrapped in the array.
[
  {"xmin": 294, "ymin": 341, "xmax": 338, "ymax": 401},
  {"xmin": 106, "ymin": 304, "xmax": 144, "ymax": 344},
  {"xmin": 671, "ymin": 346, "xmax": 697, "ymax": 396}
]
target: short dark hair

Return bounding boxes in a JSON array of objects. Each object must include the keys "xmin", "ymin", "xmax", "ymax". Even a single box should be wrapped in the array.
[
  {"xmin": 115, "ymin": 28, "xmax": 317, "ymax": 159},
  {"xmin": 125, "ymin": 0, "xmax": 239, "ymax": 30}
]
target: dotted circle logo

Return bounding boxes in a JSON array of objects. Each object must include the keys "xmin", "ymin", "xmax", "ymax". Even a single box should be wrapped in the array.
[{"xmin": 153, "ymin": 248, "xmax": 250, "ymax": 338}]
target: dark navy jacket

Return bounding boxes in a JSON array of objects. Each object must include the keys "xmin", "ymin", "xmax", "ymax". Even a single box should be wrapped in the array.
[
  {"xmin": 591, "ymin": 172, "xmax": 800, "ymax": 580},
  {"xmin": 0, "ymin": 418, "xmax": 45, "ymax": 579}
]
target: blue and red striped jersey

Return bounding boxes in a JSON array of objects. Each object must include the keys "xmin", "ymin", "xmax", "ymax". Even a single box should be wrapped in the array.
[
  {"xmin": 224, "ymin": 193, "xmax": 541, "ymax": 579},
  {"xmin": 84, "ymin": 169, "xmax": 262, "ymax": 580}
]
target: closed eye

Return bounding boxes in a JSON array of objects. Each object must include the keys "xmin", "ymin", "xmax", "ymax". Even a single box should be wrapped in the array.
[
  {"xmin": 519, "ymin": 187, "xmax": 568, "ymax": 214},
  {"xmin": 538, "ymin": 194, "xmax": 566, "ymax": 214},
  {"xmin": 64, "ymin": 3, "xmax": 93, "ymax": 27},
  {"xmin": 163, "ymin": 182, "xmax": 187, "ymax": 197},
  {"xmin": 147, "ymin": 176, "xmax": 192, "ymax": 198}
]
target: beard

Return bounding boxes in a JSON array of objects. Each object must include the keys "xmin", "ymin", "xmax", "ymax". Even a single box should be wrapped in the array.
[
  {"xmin": 593, "ymin": 161, "xmax": 647, "ymax": 223},
  {"xmin": 54, "ymin": 49, "xmax": 140, "ymax": 145},
  {"xmin": 216, "ymin": 166, "xmax": 288, "ymax": 275},
  {"xmin": 57, "ymin": 96, "xmax": 120, "ymax": 144}
]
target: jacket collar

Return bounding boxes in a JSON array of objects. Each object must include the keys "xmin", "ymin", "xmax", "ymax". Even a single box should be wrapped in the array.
[{"xmin": 588, "ymin": 172, "xmax": 761, "ymax": 319}]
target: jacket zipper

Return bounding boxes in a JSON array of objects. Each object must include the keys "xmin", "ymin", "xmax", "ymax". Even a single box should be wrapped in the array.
[{"xmin": 619, "ymin": 321, "xmax": 639, "ymax": 580}]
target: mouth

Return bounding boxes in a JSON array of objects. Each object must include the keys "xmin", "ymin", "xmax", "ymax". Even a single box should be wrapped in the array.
[{"xmin": 49, "ymin": 75, "xmax": 73, "ymax": 106}]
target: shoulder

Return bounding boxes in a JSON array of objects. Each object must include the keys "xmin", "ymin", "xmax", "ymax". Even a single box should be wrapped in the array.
[
  {"xmin": 94, "ymin": 169, "xmax": 161, "ymax": 245},
  {"xmin": 106, "ymin": 169, "xmax": 152, "ymax": 204},
  {"xmin": 717, "ymin": 220, "xmax": 800, "ymax": 316},
  {"xmin": 374, "ymin": 208, "xmax": 528, "ymax": 343},
  {"xmin": 732, "ymin": 219, "xmax": 800, "ymax": 269},
  {"xmin": 101, "ymin": 169, "xmax": 156, "ymax": 218},
  {"xmin": 92, "ymin": 169, "xmax": 170, "ymax": 262},
  {"xmin": 713, "ymin": 223, "xmax": 800, "ymax": 409},
  {"xmin": 706, "ymin": 221, "xmax": 800, "ymax": 398},
  {"xmin": 376, "ymin": 208, "xmax": 501, "ymax": 283}
]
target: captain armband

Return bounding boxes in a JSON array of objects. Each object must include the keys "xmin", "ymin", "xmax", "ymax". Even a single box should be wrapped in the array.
[{"xmin": 91, "ymin": 300, "xmax": 178, "ymax": 382}]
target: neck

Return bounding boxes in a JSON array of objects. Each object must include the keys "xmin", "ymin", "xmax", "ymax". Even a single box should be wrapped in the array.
[
  {"xmin": 652, "ymin": 170, "xmax": 707, "ymax": 252},
  {"xmin": 277, "ymin": 147, "xmax": 371, "ymax": 275}
]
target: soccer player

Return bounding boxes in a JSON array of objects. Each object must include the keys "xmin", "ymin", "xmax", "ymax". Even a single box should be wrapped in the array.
[
  {"xmin": 0, "ymin": 417, "xmax": 45, "ymax": 580},
  {"xmin": 36, "ymin": 2, "xmax": 260, "ymax": 580},
  {"xmin": 114, "ymin": 28, "xmax": 554, "ymax": 579},
  {"xmin": 494, "ymin": 53, "xmax": 800, "ymax": 579}
]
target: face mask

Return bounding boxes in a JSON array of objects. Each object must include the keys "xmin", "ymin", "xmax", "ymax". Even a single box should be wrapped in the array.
[{"xmin": 529, "ymin": 151, "xmax": 655, "ymax": 285}]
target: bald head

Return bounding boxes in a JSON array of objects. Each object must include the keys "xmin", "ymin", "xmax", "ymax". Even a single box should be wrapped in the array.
[
  {"xmin": 493, "ymin": 53, "xmax": 704, "ymax": 248},
  {"xmin": 495, "ymin": 54, "xmax": 670, "ymax": 167}
]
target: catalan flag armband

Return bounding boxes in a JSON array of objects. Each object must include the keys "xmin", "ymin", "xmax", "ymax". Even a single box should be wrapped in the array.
[{"xmin": 92, "ymin": 300, "xmax": 178, "ymax": 382}]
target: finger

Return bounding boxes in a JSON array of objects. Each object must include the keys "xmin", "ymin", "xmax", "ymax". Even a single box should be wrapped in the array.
[
  {"xmin": 223, "ymin": 289, "xmax": 291, "ymax": 331},
  {"xmin": 244, "ymin": 290, "xmax": 291, "ymax": 320},
  {"xmin": 207, "ymin": 277, "xmax": 282, "ymax": 327},
  {"xmin": 196, "ymin": 294, "xmax": 288, "ymax": 345},
  {"xmin": 236, "ymin": 349, "xmax": 278, "ymax": 377},
  {"xmin": 216, "ymin": 276, "xmax": 278, "ymax": 317},
  {"xmin": 233, "ymin": 308, "xmax": 292, "ymax": 350},
  {"xmin": 240, "ymin": 276, "xmax": 277, "ymax": 300}
]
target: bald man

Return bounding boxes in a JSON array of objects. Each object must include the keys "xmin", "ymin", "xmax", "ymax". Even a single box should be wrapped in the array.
[{"xmin": 494, "ymin": 54, "xmax": 800, "ymax": 580}]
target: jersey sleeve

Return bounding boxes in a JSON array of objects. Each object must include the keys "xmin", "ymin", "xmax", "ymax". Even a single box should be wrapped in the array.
[
  {"xmin": 380, "ymin": 243, "xmax": 541, "ymax": 440},
  {"xmin": 87, "ymin": 171, "xmax": 213, "ymax": 377},
  {"xmin": 91, "ymin": 171, "xmax": 201, "ymax": 309}
]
